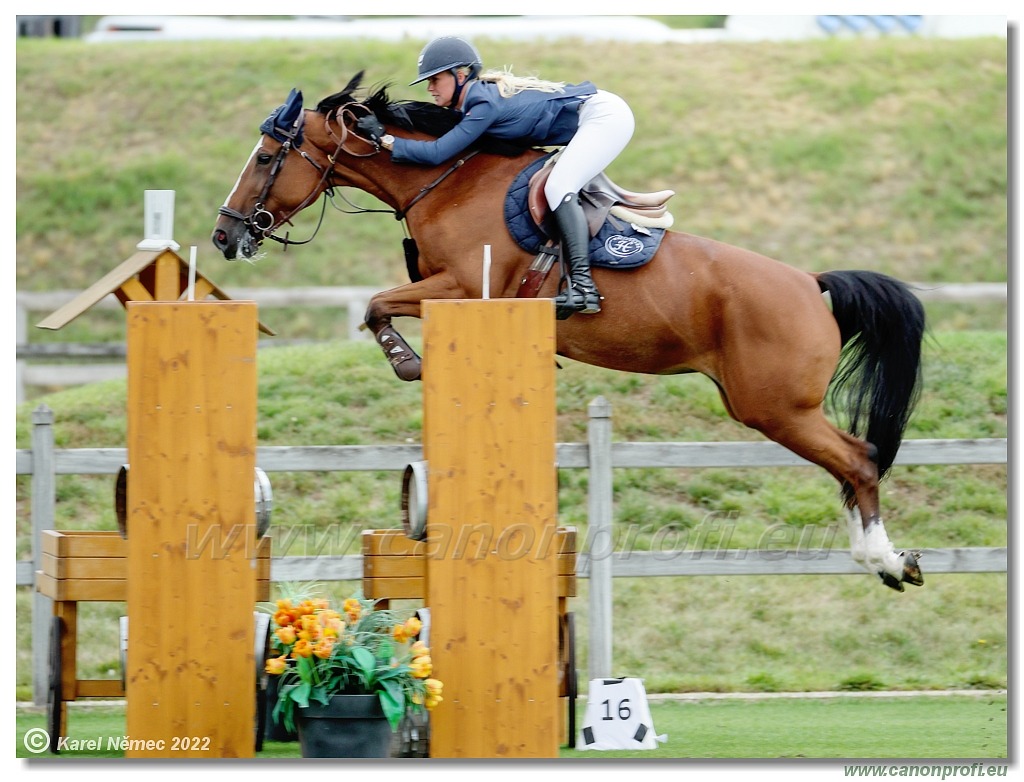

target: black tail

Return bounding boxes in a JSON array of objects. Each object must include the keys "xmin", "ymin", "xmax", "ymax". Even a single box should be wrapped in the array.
[{"xmin": 818, "ymin": 270, "xmax": 926, "ymax": 502}]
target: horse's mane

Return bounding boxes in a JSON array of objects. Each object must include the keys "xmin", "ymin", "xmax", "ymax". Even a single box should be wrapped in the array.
[
  {"xmin": 316, "ymin": 71, "xmax": 532, "ymax": 156},
  {"xmin": 316, "ymin": 70, "xmax": 461, "ymax": 137}
]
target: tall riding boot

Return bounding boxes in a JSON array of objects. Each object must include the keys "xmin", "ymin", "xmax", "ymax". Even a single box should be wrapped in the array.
[{"xmin": 552, "ymin": 194, "xmax": 602, "ymax": 319}]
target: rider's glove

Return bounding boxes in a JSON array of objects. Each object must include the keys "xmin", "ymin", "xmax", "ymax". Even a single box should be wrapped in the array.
[{"xmin": 356, "ymin": 115, "xmax": 386, "ymax": 146}]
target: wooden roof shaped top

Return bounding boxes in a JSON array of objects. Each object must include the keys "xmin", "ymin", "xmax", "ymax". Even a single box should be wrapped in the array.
[{"xmin": 36, "ymin": 248, "xmax": 275, "ymax": 335}]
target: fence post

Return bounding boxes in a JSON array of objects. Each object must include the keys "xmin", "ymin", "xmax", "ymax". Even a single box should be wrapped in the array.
[
  {"xmin": 31, "ymin": 404, "xmax": 55, "ymax": 706},
  {"xmin": 587, "ymin": 396, "xmax": 613, "ymax": 680},
  {"xmin": 17, "ymin": 301, "xmax": 27, "ymax": 404}
]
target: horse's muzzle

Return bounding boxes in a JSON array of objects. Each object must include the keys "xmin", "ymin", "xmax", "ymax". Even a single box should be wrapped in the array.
[{"xmin": 211, "ymin": 217, "xmax": 260, "ymax": 260}]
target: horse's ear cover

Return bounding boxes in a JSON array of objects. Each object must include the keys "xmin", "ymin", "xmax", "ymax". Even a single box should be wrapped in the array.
[{"xmin": 260, "ymin": 88, "xmax": 305, "ymax": 144}]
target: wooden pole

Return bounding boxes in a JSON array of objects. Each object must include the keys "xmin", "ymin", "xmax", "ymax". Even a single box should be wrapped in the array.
[
  {"xmin": 422, "ymin": 299, "xmax": 559, "ymax": 758},
  {"xmin": 124, "ymin": 301, "xmax": 257, "ymax": 758}
]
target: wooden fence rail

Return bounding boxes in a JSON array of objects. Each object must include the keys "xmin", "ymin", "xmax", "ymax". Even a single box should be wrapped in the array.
[{"xmin": 17, "ymin": 402, "xmax": 1008, "ymax": 701}]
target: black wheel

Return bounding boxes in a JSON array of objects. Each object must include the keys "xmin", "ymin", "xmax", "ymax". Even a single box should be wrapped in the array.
[
  {"xmin": 559, "ymin": 612, "xmax": 578, "ymax": 749},
  {"xmin": 254, "ymin": 613, "xmax": 272, "ymax": 752},
  {"xmin": 46, "ymin": 616, "xmax": 63, "ymax": 754}
]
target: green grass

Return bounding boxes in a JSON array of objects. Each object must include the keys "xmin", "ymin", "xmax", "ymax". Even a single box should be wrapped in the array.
[{"xmin": 14, "ymin": 695, "xmax": 1007, "ymax": 759}]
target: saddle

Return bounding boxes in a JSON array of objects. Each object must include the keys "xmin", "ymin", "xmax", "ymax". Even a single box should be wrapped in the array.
[
  {"xmin": 526, "ymin": 151, "xmax": 676, "ymax": 236},
  {"xmin": 509, "ymin": 151, "xmax": 675, "ymax": 298}
]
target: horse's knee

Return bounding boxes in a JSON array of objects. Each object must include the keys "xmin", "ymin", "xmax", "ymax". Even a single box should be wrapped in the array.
[{"xmin": 363, "ymin": 298, "xmax": 388, "ymax": 332}]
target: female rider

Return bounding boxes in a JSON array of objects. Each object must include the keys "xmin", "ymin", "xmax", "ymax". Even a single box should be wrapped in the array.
[{"xmin": 357, "ymin": 36, "xmax": 635, "ymax": 318}]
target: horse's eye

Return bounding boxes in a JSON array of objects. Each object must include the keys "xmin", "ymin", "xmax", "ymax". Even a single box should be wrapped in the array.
[{"xmin": 257, "ymin": 152, "xmax": 273, "ymax": 165}]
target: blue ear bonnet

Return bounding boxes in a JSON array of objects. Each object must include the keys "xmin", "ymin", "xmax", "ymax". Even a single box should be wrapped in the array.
[{"xmin": 260, "ymin": 88, "xmax": 304, "ymax": 144}]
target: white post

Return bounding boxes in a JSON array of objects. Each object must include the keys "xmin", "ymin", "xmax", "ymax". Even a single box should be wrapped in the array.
[
  {"xmin": 137, "ymin": 190, "xmax": 181, "ymax": 251},
  {"xmin": 482, "ymin": 244, "xmax": 491, "ymax": 299},
  {"xmin": 587, "ymin": 396, "xmax": 614, "ymax": 680},
  {"xmin": 31, "ymin": 405, "xmax": 55, "ymax": 706},
  {"xmin": 187, "ymin": 246, "xmax": 198, "ymax": 301}
]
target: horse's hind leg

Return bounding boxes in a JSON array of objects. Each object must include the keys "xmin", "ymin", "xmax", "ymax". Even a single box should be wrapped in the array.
[{"xmin": 724, "ymin": 391, "xmax": 923, "ymax": 590}]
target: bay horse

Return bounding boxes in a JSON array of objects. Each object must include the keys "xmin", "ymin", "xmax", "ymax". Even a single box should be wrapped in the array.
[{"xmin": 212, "ymin": 72, "xmax": 926, "ymax": 592}]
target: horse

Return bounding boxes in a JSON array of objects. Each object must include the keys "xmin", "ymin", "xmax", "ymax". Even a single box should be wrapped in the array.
[{"xmin": 212, "ymin": 72, "xmax": 926, "ymax": 592}]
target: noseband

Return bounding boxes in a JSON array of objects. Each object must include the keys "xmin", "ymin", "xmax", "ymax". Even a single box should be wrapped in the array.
[{"xmin": 218, "ymin": 102, "xmax": 382, "ymax": 248}]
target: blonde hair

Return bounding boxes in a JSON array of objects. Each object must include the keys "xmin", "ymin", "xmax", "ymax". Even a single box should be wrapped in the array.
[{"xmin": 477, "ymin": 67, "xmax": 566, "ymax": 97}]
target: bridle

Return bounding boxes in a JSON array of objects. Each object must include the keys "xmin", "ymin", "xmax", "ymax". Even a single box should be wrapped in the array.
[{"xmin": 219, "ymin": 98, "xmax": 480, "ymax": 249}]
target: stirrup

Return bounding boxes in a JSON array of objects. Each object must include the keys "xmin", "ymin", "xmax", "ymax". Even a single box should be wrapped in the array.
[{"xmin": 554, "ymin": 285, "xmax": 601, "ymax": 320}]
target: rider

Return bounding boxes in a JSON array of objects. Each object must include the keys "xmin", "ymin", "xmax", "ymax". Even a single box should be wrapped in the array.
[{"xmin": 357, "ymin": 36, "xmax": 635, "ymax": 318}]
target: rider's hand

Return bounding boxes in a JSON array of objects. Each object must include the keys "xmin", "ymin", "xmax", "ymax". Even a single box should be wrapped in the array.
[{"xmin": 356, "ymin": 115, "xmax": 386, "ymax": 145}]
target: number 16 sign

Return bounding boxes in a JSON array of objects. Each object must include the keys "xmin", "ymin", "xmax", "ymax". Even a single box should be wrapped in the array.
[{"xmin": 578, "ymin": 678, "xmax": 667, "ymax": 751}]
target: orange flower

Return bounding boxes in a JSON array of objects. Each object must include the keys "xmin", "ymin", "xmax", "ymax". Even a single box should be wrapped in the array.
[
  {"xmin": 273, "ymin": 608, "xmax": 296, "ymax": 627},
  {"xmin": 275, "ymin": 625, "xmax": 297, "ymax": 645},
  {"xmin": 300, "ymin": 614, "xmax": 323, "ymax": 641},
  {"xmin": 343, "ymin": 598, "xmax": 362, "ymax": 623},
  {"xmin": 410, "ymin": 641, "xmax": 429, "ymax": 658},
  {"xmin": 392, "ymin": 623, "xmax": 410, "ymax": 643},
  {"xmin": 313, "ymin": 637, "xmax": 336, "ymax": 659},
  {"xmin": 265, "ymin": 655, "xmax": 288, "ymax": 675},
  {"xmin": 291, "ymin": 639, "xmax": 313, "ymax": 658}
]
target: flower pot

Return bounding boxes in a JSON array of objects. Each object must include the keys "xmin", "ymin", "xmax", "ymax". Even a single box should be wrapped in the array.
[{"xmin": 295, "ymin": 695, "xmax": 393, "ymax": 758}]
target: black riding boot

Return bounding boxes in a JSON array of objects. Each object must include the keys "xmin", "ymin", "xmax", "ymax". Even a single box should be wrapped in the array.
[{"xmin": 552, "ymin": 194, "xmax": 601, "ymax": 319}]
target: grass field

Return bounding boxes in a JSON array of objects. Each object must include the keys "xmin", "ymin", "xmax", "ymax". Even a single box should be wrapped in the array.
[{"xmin": 14, "ymin": 694, "xmax": 1007, "ymax": 760}]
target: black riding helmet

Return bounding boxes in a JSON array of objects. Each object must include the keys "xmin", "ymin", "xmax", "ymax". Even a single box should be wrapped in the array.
[{"xmin": 410, "ymin": 36, "xmax": 483, "ymax": 85}]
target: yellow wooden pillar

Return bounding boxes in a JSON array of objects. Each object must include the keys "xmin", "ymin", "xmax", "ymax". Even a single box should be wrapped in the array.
[
  {"xmin": 124, "ymin": 301, "xmax": 258, "ymax": 758},
  {"xmin": 422, "ymin": 299, "xmax": 559, "ymax": 758}
]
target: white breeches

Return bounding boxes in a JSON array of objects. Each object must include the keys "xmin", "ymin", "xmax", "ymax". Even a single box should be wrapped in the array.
[{"xmin": 544, "ymin": 90, "xmax": 635, "ymax": 209}]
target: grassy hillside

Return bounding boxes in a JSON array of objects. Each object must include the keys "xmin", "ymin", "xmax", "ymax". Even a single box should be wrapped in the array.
[{"xmin": 16, "ymin": 34, "xmax": 1007, "ymax": 345}]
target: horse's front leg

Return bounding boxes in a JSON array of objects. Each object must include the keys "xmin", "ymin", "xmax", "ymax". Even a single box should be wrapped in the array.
[{"xmin": 364, "ymin": 272, "xmax": 463, "ymax": 382}]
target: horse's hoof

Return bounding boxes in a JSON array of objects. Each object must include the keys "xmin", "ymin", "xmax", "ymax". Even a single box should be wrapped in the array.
[
  {"xmin": 877, "ymin": 550, "xmax": 924, "ymax": 592},
  {"xmin": 878, "ymin": 572, "xmax": 905, "ymax": 592},
  {"xmin": 901, "ymin": 550, "xmax": 925, "ymax": 587}
]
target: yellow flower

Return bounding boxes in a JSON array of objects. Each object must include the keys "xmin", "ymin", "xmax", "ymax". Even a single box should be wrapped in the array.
[
  {"xmin": 322, "ymin": 616, "xmax": 344, "ymax": 639},
  {"xmin": 275, "ymin": 625, "xmax": 297, "ymax": 645},
  {"xmin": 425, "ymin": 678, "xmax": 443, "ymax": 696},
  {"xmin": 425, "ymin": 693, "xmax": 443, "ymax": 710},
  {"xmin": 292, "ymin": 639, "xmax": 313, "ymax": 658},
  {"xmin": 410, "ymin": 641, "xmax": 429, "ymax": 658},
  {"xmin": 410, "ymin": 655, "xmax": 432, "ymax": 679},
  {"xmin": 392, "ymin": 623, "xmax": 410, "ymax": 643},
  {"xmin": 405, "ymin": 617, "xmax": 423, "ymax": 638},
  {"xmin": 265, "ymin": 655, "xmax": 288, "ymax": 675}
]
